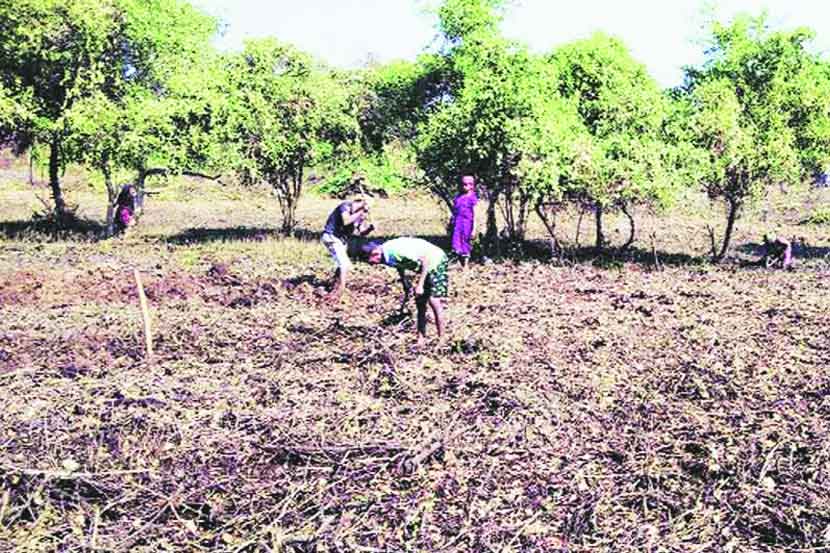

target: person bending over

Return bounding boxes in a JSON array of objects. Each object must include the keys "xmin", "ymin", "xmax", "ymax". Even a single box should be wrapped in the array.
[
  {"xmin": 363, "ymin": 237, "xmax": 448, "ymax": 343},
  {"xmin": 321, "ymin": 195, "xmax": 374, "ymax": 300}
]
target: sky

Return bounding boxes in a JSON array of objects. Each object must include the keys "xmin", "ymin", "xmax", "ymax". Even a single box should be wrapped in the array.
[{"xmin": 192, "ymin": 0, "xmax": 830, "ymax": 88}]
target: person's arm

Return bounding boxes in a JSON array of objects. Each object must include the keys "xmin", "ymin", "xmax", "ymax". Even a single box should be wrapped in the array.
[
  {"xmin": 340, "ymin": 204, "xmax": 366, "ymax": 226},
  {"xmin": 397, "ymin": 268, "xmax": 411, "ymax": 311},
  {"xmin": 415, "ymin": 256, "xmax": 429, "ymax": 296},
  {"xmin": 358, "ymin": 218, "xmax": 375, "ymax": 236}
]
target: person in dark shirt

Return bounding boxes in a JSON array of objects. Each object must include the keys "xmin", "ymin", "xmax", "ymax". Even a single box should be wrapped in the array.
[{"xmin": 321, "ymin": 195, "xmax": 374, "ymax": 300}]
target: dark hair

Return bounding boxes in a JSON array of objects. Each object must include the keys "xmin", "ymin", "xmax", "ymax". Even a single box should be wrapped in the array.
[
  {"xmin": 361, "ymin": 241, "xmax": 381, "ymax": 258},
  {"xmin": 116, "ymin": 185, "xmax": 136, "ymax": 208}
]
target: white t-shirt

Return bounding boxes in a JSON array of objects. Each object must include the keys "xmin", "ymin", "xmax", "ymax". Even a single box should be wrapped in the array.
[{"xmin": 381, "ymin": 237, "xmax": 446, "ymax": 272}]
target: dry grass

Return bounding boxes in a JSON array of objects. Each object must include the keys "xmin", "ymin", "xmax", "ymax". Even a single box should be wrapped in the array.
[{"xmin": 1, "ymin": 174, "xmax": 830, "ymax": 552}]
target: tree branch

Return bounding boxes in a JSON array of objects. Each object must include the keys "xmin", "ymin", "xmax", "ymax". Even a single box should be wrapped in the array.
[{"xmin": 142, "ymin": 167, "xmax": 224, "ymax": 183}]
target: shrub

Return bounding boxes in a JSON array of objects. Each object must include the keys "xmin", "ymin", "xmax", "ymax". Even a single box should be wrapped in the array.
[{"xmin": 801, "ymin": 206, "xmax": 830, "ymax": 225}]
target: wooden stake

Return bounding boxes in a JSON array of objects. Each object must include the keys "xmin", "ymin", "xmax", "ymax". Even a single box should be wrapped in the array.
[
  {"xmin": 650, "ymin": 231, "xmax": 663, "ymax": 272},
  {"xmin": 133, "ymin": 269, "xmax": 153, "ymax": 361}
]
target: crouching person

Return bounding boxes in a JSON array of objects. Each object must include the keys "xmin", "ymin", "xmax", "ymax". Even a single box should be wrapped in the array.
[
  {"xmin": 763, "ymin": 234, "xmax": 793, "ymax": 269},
  {"xmin": 321, "ymin": 196, "xmax": 374, "ymax": 300},
  {"xmin": 363, "ymin": 237, "xmax": 448, "ymax": 343},
  {"xmin": 114, "ymin": 184, "xmax": 138, "ymax": 235}
]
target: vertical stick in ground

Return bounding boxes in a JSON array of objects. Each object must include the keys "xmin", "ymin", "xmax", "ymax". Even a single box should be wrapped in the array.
[{"xmin": 133, "ymin": 269, "xmax": 153, "ymax": 361}]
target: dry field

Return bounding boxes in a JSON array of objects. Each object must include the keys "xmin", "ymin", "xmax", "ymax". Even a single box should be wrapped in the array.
[{"xmin": 1, "ymin": 171, "xmax": 830, "ymax": 552}]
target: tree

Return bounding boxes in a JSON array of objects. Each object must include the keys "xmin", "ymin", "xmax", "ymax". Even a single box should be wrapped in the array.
[
  {"xmin": 222, "ymin": 39, "xmax": 359, "ymax": 234},
  {"xmin": 0, "ymin": 85, "xmax": 25, "ymax": 131},
  {"xmin": 62, "ymin": 0, "xmax": 222, "ymax": 236},
  {"xmin": 680, "ymin": 15, "xmax": 830, "ymax": 261},
  {"xmin": 357, "ymin": 58, "xmax": 445, "ymax": 155},
  {"xmin": 0, "ymin": 0, "xmax": 127, "ymax": 219},
  {"xmin": 411, "ymin": 0, "xmax": 582, "ymax": 243},
  {"xmin": 551, "ymin": 33, "xmax": 677, "ymax": 250},
  {"xmin": 0, "ymin": 0, "xmax": 218, "ymax": 226}
]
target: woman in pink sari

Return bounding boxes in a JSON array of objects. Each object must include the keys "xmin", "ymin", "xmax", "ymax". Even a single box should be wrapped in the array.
[{"xmin": 450, "ymin": 175, "xmax": 478, "ymax": 267}]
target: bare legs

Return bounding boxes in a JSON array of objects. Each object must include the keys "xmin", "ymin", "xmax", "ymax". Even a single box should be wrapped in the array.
[
  {"xmin": 327, "ymin": 267, "xmax": 347, "ymax": 301},
  {"xmin": 415, "ymin": 295, "xmax": 445, "ymax": 342}
]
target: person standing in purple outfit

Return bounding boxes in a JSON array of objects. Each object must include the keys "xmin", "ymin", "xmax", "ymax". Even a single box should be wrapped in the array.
[{"xmin": 450, "ymin": 175, "xmax": 478, "ymax": 267}]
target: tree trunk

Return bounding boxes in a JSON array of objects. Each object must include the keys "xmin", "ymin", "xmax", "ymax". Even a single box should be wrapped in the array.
[
  {"xmin": 135, "ymin": 167, "xmax": 147, "ymax": 214},
  {"xmin": 714, "ymin": 198, "xmax": 739, "ymax": 262},
  {"xmin": 49, "ymin": 137, "xmax": 67, "ymax": 219},
  {"xmin": 535, "ymin": 201, "xmax": 560, "ymax": 256},
  {"xmin": 279, "ymin": 172, "xmax": 297, "ymax": 235},
  {"xmin": 620, "ymin": 204, "xmax": 635, "ymax": 251},
  {"xmin": 103, "ymin": 159, "xmax": 117, "ymax": 238},
  {"xmin": 594, "ymin": 203, "xmax": 605, "ymax": 250},
  {"xmin": 483, "ymin": 189, "xmax": 500, "ymax": 256},
  {"xmin": 516, "ymin": 195, "xmax": 529, "ymax": 242}
]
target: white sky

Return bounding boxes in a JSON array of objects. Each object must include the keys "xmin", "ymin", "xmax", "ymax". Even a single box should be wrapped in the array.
[{"xmin": 192, "ymin": 0, "xmax": 830, "ymax": 88}]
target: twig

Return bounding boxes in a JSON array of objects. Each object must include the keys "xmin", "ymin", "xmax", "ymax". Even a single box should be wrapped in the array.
[
  {"xmin": 0, "ymin": 489, "xmax": 9, "ymax": 527},
  {"xmin": 134, "ymin": 269, "xmax": 154, "ymax": 361},
  {"xmin": 758, "ymin": 441, "xmax": 781, "ymax": 482},
  {"xmin": 705, "ymin": 224, "xmax": 717, "ymax": 258},
  {"xmin": 0, "ymin": 465, "xmax": 151, "ymax": 479},
  {"xmin": 650, "ymin": 231, "xmax": 663, "ymax": 271},
  {"xmin": 89, "ymin": 506, "xmax": 100, "ymax": 551},
  {"xmin": 505, "ymin": 510, "xmax": 543, "ymax": 550}
]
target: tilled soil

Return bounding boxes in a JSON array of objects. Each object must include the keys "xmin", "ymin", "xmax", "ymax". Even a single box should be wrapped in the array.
[{"xmin": 2, "ymin": 249, "xmax": 830, "ymax": 552}]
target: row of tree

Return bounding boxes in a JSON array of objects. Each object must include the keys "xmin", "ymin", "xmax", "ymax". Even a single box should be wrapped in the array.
[{"xmin": 1, "ymin": 0, "xmax": 830, "ymax": 259}]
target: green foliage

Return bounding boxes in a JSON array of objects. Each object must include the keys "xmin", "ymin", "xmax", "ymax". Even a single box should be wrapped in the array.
[
  {"xmin": 0, "ymin": 0, "xmax": 221, "ymax": 225},
  {"xmin": 436, "ymin": 0, "xmax": 505, "ymax": 44},
  {"xmin": 221, "ymin": 39, "xmax": 360, "ymax": 233},
  {"xmin": 315, "ymin": 145, "xmax": 415, "ymax": 198},
  {"xmin": 117, "ymin": 0, "xmax": 219, "ymax": 88},
  {"xmin": 411, "ymin": 0, "xmax": 584, "ymax": 241},
  {"xmin": 0, "ymin": 0, "xmax": 128, "ymax": 214},
  {"xmin": 0, "ymin": 0, "xmax": 137, "ymax": 155},
  {"xmin": 678, "ymin": 14, "xmax": 830, "ymax": 260},
  {"xmin": 801, "ymin": 205, "xmax": 830, "ymax": 225},
  {"xmin": 551, "ymin": 33, "xmax": 678, "ymax": 248},
  {"xmin": 358, "ymin": 56, "xmax": 450, "ymax": 154},
  {"xmin": 58, "ymin": 0, "xmax": 221, "ymax": 235},
  {"xmin": 0, "ymin": 83, "xmax": 31, "ymax": 137},
  {"xmin": 375, "ymin": 1, "xmax": 675, "ymax": 248}
]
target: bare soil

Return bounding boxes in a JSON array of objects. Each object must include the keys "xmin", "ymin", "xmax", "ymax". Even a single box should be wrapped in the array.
[{"xmin": 1, "ymin": 184, "xmax": 830, "ymax": 552}]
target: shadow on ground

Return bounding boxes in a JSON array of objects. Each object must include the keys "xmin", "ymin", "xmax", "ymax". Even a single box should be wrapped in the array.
[
  {"xmin": 737, "ymin": 240, "xmax": 830, "ymax": 263},
  {"xmin": 282, "ymin": 273, "xmax": 329, "ymax": 290},
  {"xmin": 0, "ymin": 214, "xmax": 102, "ymax": 242},
  {"xmin": 167, "ymin": 226, "xmax": 288, "ymax": 245},
  {"xmin": 483, "ymin": 239, "xmax": 706, "ymax": 269}
]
